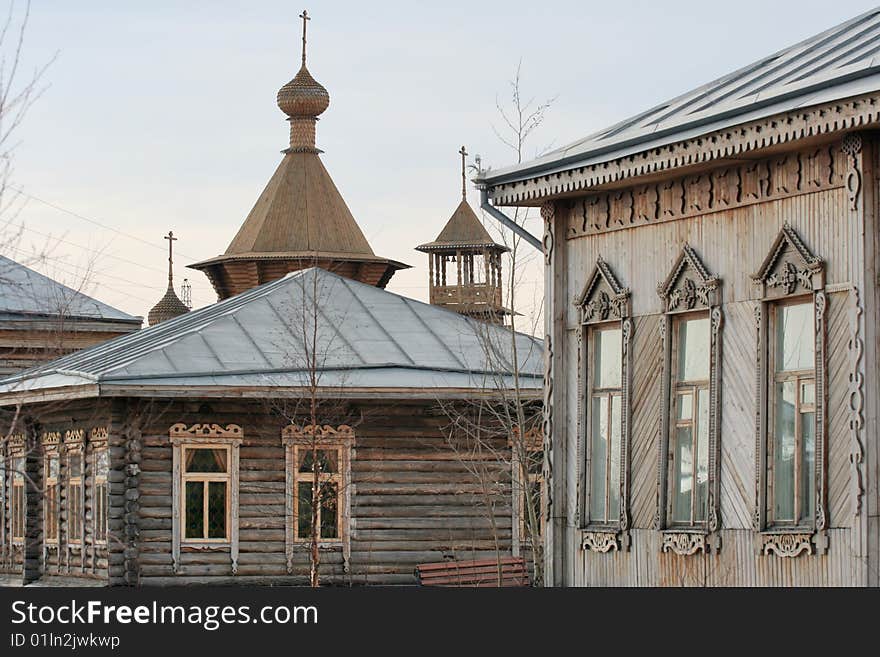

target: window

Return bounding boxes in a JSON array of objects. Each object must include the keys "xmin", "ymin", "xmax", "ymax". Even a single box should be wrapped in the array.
[
  {"xmin": 67, "ymin": 451, "xmax": 83, "ymax": 544},
  {"xmin": 655, "ymin": 245, "xmax": 722, "ymax": 552},
  {"xmin": 93, "ymin": 448, "xmax": 109, "ymax": 544},
  {"xmin": 293, "ymin": 446, "xmax": 342, "ymax": 541},
  {"xmin": 752, "ymin": 225, "xmax": 827, "ymax": 555},
  {"xmin": 182, "ymin": 446, "xmax": 230, "ymax": 542},
  {"xmin": 0, "ymin": 451, "xmax": 5, "ymax": 547},
  {"xmin": 170, "ymin": 423, "xmax": 242, "ymax": 574},
  {"xmin": 587, "ymin": 325, "xmax": 623, "ymax": 525},
  {"xmin": 576, "ymin": 259, "xmax": 633, "ymax": 552},
  {"xmin": 669, "ymin": 315, "xmax": 710, "ymax": 526},
  {"xmin": 45, "ymin": 452, "xmax": 60, "ymax": 543},
  {"xmin": 768, "ymin": 301, "xmax": 815, "ymax": 526},
  {"xmin": 282, "ymin": 424, "xmax": 353, "ymax": 566},
  {"xmin": 11, "ymin": 457, "xmax": 24, "ymax": 542}
]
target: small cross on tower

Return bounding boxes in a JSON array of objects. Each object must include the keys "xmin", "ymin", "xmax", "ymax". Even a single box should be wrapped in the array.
[
  {"xmin": 299, "ymin": 9, "xmax": 311, "ymax": 65},
  {"xmin": 459, "ymin": 145, "xmax": 468, "ymax": 202},
  {"xmin": 164, "ymin": 230, "xmax": 177, "ymax": 285}
]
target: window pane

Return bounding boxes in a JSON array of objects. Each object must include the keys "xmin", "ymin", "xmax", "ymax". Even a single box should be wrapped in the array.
[
  {"xmin": 671, "ymin": 426, "xmax": 693, "ymax": 523},
  {"xmin": 773, "ymin": 380, "xmax": 797, "ymax": 522},
  {"xmin": 95, "ymin": 450, "xmax": 109, "ymax": 478},
  {"xmin": 800, "ymin": 381, "xmax": 815, "ymax": 407},
  {"xmin": 695, "ymin": 388, "xmax": 710, "ymax": 522},
  {"xmin": 677, "ymin": 317, "xmax": 710, "ymax": 382},
  {"xmin": 46, "ymin": 486, "xmax": 58, "ymax": 540},
  {"xmin": 69, "ymin": 453, "xmax": 82, "ymax": 478},
  {"xmin": 185, "ymin": 481, "xmax": 205, "ymax": 539},
  {"xmin": 185, "ymin": 448, "xmax": 226, "ymax": 473},
  {"xmin": 589, "ymin": 395, "xmax": 608, "ymax": 521},
  {"xmin": 96, "ymin": 482, "xmax": 108, "ymax": 542},
  {"xmin": 297, "ymin": 481, "xmax": 313, "ymax": 539},
  {"xmin": 69, "ymin": 485, "xmax": 83, "ymax": 541},
  {"xmin": 677, "ymin": 392, "xmax": 693, "ymax": 421},
  {"xmin": 800, "ymin": 411, "xmax": 816, "ymax": 525},
  {"xmin": 776, "ymin": 303, "xmax": 814, "ymax": 372},
  {"xmin": 48, "ymin": 454, "xmax": 59, "ymax": 480},
  {"xmin": 320, "ymin": 481, "xmax": 339, "ymax": 539},
  {"xmin": 207, "ymin": 481, "xmax": 227, "ymax": 539},
  {"xmin": 299, "ymin": 449, "xmax": 337, "ymax": 474},
  {"xmin": 608, "ymin": 394, "xmax": 622, "ymax": 522},
  {"xmin": 594, "ymin": 327, "xmax": 622, "ymax": 388}
]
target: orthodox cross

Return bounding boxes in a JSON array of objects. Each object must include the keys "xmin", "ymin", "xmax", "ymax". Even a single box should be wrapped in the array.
[
  {"xmin": 459, "ymin": 145, "xmax": 468, "ymax": 201},
  {"xmin": 300, "ymin": 9, "xmax": 310, "ymax": 66},
  {"xmin": 164, "ymin": 230, "xmax": 177, "ymax": 286}
]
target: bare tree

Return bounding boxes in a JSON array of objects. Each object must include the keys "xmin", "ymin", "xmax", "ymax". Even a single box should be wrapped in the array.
[{"xmin": 437, "ymin": 61, "xmax": 554, "ymax": 585}]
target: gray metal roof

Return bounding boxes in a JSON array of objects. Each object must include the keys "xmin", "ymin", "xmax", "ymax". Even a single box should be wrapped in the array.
[
  {"xmin": 480, "ymin": 8, "xmax": 880, "ymax": 187},
  {"xmin": 0, "ymin": 255, "xmax": 141, "ymax": 324},
  {"xmin": 0, "ymin": 267, "xmax": 543, "ymax": 399}
]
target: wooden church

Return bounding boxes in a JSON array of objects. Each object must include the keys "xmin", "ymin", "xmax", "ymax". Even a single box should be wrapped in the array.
[
  {"xmin": 0, "ymin": 14, "xmax": 541, "ymax": 586},
  {"xmin": 478, "ymin": 8, "xmax": 880, "ymax": 586}
]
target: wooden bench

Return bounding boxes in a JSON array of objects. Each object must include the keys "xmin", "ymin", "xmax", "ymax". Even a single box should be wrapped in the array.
[{"xmin": 415, "ymin": 557, "xmax": 530, "ymax": 587}]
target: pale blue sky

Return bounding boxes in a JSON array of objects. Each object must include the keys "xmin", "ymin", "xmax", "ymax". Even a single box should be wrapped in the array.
[{"xmin": 6, "ymin": 0, "xmax": 878, "ymax": 325}]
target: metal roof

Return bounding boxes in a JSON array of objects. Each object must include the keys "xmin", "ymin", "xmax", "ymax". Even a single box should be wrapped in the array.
[
  {"xmin": 0, "ymin": 267, "xmax": 542, "ymax": 398},
  {"xmin": 480, "ymin": 8, "xmax": 880, "ymax": 187},
  {"xmin": 0, "ymin": 255, "xmax": 141, "ymax": 324}
]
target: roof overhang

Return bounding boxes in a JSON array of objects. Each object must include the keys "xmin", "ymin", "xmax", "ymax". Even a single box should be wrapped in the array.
[{"xmin": 478, "ymin": 87, "xmax": 880, "ymax": 207}]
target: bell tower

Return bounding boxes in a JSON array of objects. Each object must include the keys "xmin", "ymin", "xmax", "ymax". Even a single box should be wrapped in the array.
[{"xmin": 416, "ymin": 147, "xmax": 509, "ymax": 323}]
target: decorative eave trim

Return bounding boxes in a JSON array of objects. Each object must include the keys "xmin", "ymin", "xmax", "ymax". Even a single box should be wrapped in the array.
[{"xmin": 485, "ymin": 93, "xmax": 880, "ymax": 205}]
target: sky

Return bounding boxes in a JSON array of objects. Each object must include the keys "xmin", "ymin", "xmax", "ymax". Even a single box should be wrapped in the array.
[{"xmin": 4, "ymin": 0, "xmax": 878, "ymax": 333}]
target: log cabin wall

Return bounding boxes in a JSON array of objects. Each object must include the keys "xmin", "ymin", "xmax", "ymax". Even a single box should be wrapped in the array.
[
  {"xmin": 0, "ymin": 399, "xmax": 112, "ymax": 582},
  {"xmin": 549, "ymin": 134, "xmax": 876, "ymax": 586},
  {"xmin": 125, "ymin": 398, "xmax": 521, "ymax": 586}
]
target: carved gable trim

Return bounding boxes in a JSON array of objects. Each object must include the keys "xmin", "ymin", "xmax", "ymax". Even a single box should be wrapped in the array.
[
  {"xmin": 657, "ymin": 244, "xmax": 720, "ymax": 313},
  {"xmin": 752, "ymin": 224, "xmax": 824, "ymax": 298},
  {"xmin": 575, "ymin": 258, "xmax": 631, "ymax": 324}
]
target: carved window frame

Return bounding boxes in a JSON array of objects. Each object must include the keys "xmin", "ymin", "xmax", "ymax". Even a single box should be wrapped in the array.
[
  {"xmin": 90, "ymin": 427, "xmax": 109, "ymax": 548},
  {"xmin": 63, "ymin": 430, "xmax": 85, "ymax": 552},
  {"xmin": 169, "ymin": 423, "xmax": 243, "ymax": 575},
  {"xmin": 655, "ymin": 245, "xmax": 723, "ymax": 556},
  {"xmin": 282, "ymin": 424, "xmax": 354, "ymax": 575},
  {"xmin": 9, "ymin": 434, "xmax": 25, "ymax": 546},
  {"xmin": 41, "ymin": 433, "xmax": 61, "ymax": 549},
  {"xmin": 575, "ymin": 258, "xmax": 633, "ymax": 554},
  {"xmin": 751, "ymin": 225, "xmax": 827, "ymax": 557}
]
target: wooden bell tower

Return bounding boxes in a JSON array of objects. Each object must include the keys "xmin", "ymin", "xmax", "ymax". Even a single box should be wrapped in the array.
[{"xmin": 416, "ymin": 147, "xmax": 510, "ymax": 323}]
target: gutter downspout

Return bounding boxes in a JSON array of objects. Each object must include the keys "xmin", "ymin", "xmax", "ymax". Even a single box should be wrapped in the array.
[{"xmin": 479, "ymin": 187, "xmax": 542, "ymax": 251}]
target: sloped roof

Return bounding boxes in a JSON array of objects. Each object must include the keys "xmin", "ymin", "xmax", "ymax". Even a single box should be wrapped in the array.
[
  {"xmin": 416, "ymin": 201, "xmax": 507, "ymax": 251},
  {"xmin": 0, "ymin": 255, "xmax": 140, "ymax": 324},
  {"xmin": 480, "ymin": 8, "xmax": 880, "ymax": 187},
  {"xmin": 0, "ymin": 267, "xmax": 542, "ymax": 399},
  {"xmin": 192, "ymin": 152, "xmax": 381, "ymax": 265}
]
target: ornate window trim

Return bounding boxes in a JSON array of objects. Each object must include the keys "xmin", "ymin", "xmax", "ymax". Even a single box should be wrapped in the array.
[
  {"xmin": 575, "ymin": 258, "xmax": 632, "ymax": 552},
  {"xmin": 169, "ymin": 423, "xmax": 243, "ymax": 575},
  {"xmin": 63, "ymin": 430, "xmax": 85, "ymax": 561},
  {"xmin": 282, "ymin": 424, "xmax": 354, "ymax": 574},
  {"xmin": 751, "ymin": 225, "xmax": 827, "ymax": 557},
  {"xmin": 8, "ymin": 434, "xmax": 25, "ymax": 547},
  {"xmin": 655, "ymin": 245, "xmax": 723, "ymax": 555}
]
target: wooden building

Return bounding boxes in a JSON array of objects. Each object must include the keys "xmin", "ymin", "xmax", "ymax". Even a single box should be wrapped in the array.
[
  {"xmin": 0, "ymin": 255, "xmax": 141, "ymax": 376},
  {"xmin": 0, "ymin": 15, "xmax": 543, "ymax": 586},
  {"xmin": 477, "ymin": 9, "xmax": 880, "ymax": 586}
]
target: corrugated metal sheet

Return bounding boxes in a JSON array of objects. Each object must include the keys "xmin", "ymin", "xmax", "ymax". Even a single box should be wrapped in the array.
[
  {"xmin": 0, "ymin": 267, "xmax": 542, "ymax": 395},
  {"xmin": 0, "ymin": 255, "xmax": 140, "ymax": 323},
  {"xmin": 481, "ymin": 8, "xmax": 880, "ymax": 187}
]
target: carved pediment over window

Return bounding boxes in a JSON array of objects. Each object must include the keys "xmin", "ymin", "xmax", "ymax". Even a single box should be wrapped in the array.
[
  {"xmin": 657, "ymin": 244, "xmax": 720, "ymax": 313},
  {"xmin": 282, "ymin": 424, "xmax": 355, "ymax": 446},
  {"xmin": 752, "ymin": 224, "xmax": 824, "ymax": 299},
  {"xmin": 169, "ymin": 423, "xmax": 243, "ymax": 441},
  {"xmin": 575, "ymin": 257, "xmax": 631, "ymax": 324},
  {"xmin": 40, "ymin": 431, "xmax": 61, "ymax": 446}
]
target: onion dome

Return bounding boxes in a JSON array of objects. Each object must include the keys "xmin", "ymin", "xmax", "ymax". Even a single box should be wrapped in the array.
[
  {"xmin": 148, "ymin": 231, "xmax": 190, "ymax": 326},
  {"xmin": 148, "ymin": 284, "xmax": 189, "ymax": 326},
  {"xmin": 277, "ymin": 65, "xmax": 330, "ymax": 118}
]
